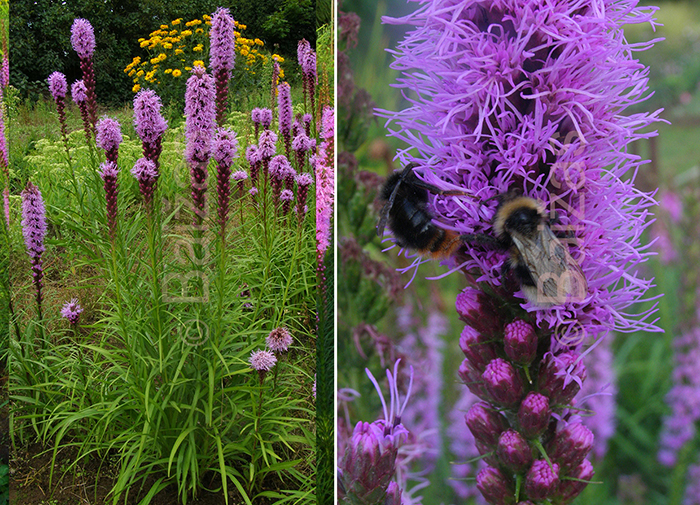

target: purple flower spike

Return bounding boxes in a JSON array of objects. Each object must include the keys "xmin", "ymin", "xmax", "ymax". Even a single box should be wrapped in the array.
[
  {"xmin": 278, "ymin": 82, "xmax": 293, "ymax": 157},
  {"xmin": 96, "ymin": 116, "xmax": 122, "ymax": 165},
  {"xmin": 259, "ymin": 108, "xmax": 273, "ymax": 129},
  {"xmin": 100, "ymin": 161, "xmax": 119, "ymax": 240},
  {"xmin": 280, "ymin": 189, "xmax": 294, "ymax": 215},
  {"xmin": 133, "ymin": 89, "xmax": 167, "ymax": 169},
  {"xmin": 71, "ymin": 19, "xmax": 98, "ymax": 133},
  {"xmin": 212, "ymin": 128, "xmax": 239, "ymax": 231},
  {"xmin": 61, "ymin": 298, "xmax": 83, "ymax": 325},
  {"xmin": 70, "ymin": 18, "xmax": 95, "ymax": 59},
  {"xmin": 258, "ymin": 129, "xmax": 278, "ymax": 182},
  {"xmin": 48, "ymin": 72, "xmax": 67, "ymax": 100},
  {"xmin": 524, "ymin": 460, "xmax": 560, "ymax": 501},
  {"xmin": 316, "ymin": 106, "xmax": 334, "ymax": 257},
  {"xmin": 266, "ymin": 327, "xmax": 293, "ymax": 353},
  {"xmin": 476, "ymin": 466, "xmax": 515, "ymax": 505},
  {"xmin": 131, "ymin": 158, "xmax": 158, "ymax": 207},
  {"xmin": 210, "ymin": 7, "xmax": 235, "ymax": 125},
  {"xmin": 482, "ymin": 358, "xmax": 524, "ymax": 408},
  {"xmin": 249, "ymin": 349, "xmax": 277, "ymax": 383},
  {"xmin": 246, "ymin": 144, "xmax": 261, "ymax": 185},
  {"xmin": 295, "ymin": 172, "xmax": 313, "ymax": 222},
  {"xmin": 21, "ymin": 181, "xmax": 47, "ymax": 311},
  {"xmin": 232, "ymin": 170, "xmax": 248, "ymax": 199},
  {"xmin": 71, "ymin": 80, "xmax": 87, "ymax": 103},
  {"xmin": 518, "ymin": 392, "xmax": 551, "ymax": 438}
]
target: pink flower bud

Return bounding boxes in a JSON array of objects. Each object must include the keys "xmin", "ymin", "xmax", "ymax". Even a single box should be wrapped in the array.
[
  {"xmin": 518, "ymin": 392, "xmax": 551, "ymax": 438},
  {"xmin": 524, "ymin": 459, "xmax": 560, "ymax": 501},
  {"xmin": 504, "ymin": 319, "xmax": 537, "ymax": 365},
  {"xmin": 483, "ymin": 358, "xmax": 524, "ymax": 407}
]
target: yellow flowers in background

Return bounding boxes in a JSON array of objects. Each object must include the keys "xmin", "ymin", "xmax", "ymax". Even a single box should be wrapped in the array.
[{"xmin": 125, "ymin": 16, "xmax": 271, "ymax": 96}]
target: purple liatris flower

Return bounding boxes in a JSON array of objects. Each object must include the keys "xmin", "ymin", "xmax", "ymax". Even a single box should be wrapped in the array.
[
  {"xmin": 185, "ymin": 66, "xmax": 216, "ymax": 224},
  {"xmin": 71, "ymin": 18, "xmax": 98, "ymax": 132},
  {"xmin": 295, "ymin": 173, "xmax": 313, "ymax": 222},
  {"xmin": 249, "ymin": 349, "xmax": 277, "ymax": 383},
  {"xmin": 48, "ymin": 72, "xmax": 71, "ymax": 158},
  {"xmin": 280, "ymin": 189, "xmax": 294, "ymax": 215},
  {"xmin": 210, "ymin": 7, "xmax": 235, "ymax": 125},
  {"xmin": 100, "ymin": 161, "xmax": 119, "ymax": 240},
  {"xmin": 278, "ymin": 82, "xmax": 293, "ymax": 157},
  {"xmin": 270, "ymin": 155, "xmax": 290, "ymax": 204},
  {"xmin": 133, "ymin": 89, "xmax": 167, "ymax": 177},
  {"xmin": 131, "ymin": 158, "xmax": 158, "ymax": 207},
  {"xmin": 232, "ymin": 170, "xmax": 248, "ymax": 198},
  {"xmin": 212, "ymin": 128, "xmax": 239, "ymax": 231},
  {"xmin": 316, "ymin": 106, "xmax": 334, "ymax": 257},
  {"xmin": 60, "ymin": 298, "xmax": 83, "ymax": 325},
  {"xmin": 259, "ymin": 108, "xmax": 273, "ymax": 130},
  {"xmin": 70, "ymin": 18, "xmax": 95, "ymax": 59},
  {"xmin": 96, "ymin": 116, "xmax": 122, "ymax": 164},
  {"xmin": 72, "ymin": 79, "xmax": 92, "ymax": 143},
  {"xmin": 246, "ymin": 144, "xmax": 261, "ymax": 185},
  {"xmin": 21, "ymin": 181, "xmax": 47, "ymax": 311},
  {"xmin": 658, "ymin": 327, "xmax": 700, "ymax": 466},
  {"xmin": 266, "ymin": 327, "xmax": 293, "ymax": 353},
  {"xmin": 258, "ymin": 129, "xmax": 278, "ymax": 182},
  {"xmin": 338, "ymin": 362, "xmax": 411, "ymax": 505},
  {"xmin": 251, "ymin": 108, "xmax": 263, "ymax": 139},
  {"xmin": 292, "ymin": 131, "xmax": 312, "ymax": 170},
  {"xmin": 525, "ymin": 460, "xmax": 560, "ymax": 501}
]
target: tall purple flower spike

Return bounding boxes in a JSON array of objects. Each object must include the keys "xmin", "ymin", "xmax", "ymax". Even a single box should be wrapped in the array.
[
  {"xmin": 185, "ymin": 66, "xmax": 216, "ymax": 225},
  {"xmin": 100, "ymin": 161, "xmax": 119, "ymax": 241},
  {"xmin": 278, "ymin": 82, "xmax": 293, "ymax": 158},
  {"xmin": 21, "ymin": 181, "xmax": 47, "ymax": 312},
  {"xmin": 72, "ymin": 79, "xmax": 92, "ymax": 143},
  {"xmin": 377, "ymin": 3, "xmax": 663, "ymax": 502},
  {"xmin": 133, "ymin": 89, "xmax": 168, "ymax": 169},
  {"xmin": 210, "ymin": 7, "xmax": 235, "ymax": 126},
  {"xmin": 96, "ymin": 116, "xmax": 122, "ymax": 165},
  {"xmin": 71, "ymin": 18, "xmax": 98, "ymax": 133},
  {"xmin": 212, "ymin": 128, "xmax": 239, "ymax": 233},
  {"xmin": 48, "ymin": 72, "xmax": 72, "ymax": 159}
]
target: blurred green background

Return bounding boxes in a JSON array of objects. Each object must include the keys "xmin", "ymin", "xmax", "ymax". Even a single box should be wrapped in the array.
[{"xmin": 338, "ymin": 1, "xmax": 700, "ymax": 504}]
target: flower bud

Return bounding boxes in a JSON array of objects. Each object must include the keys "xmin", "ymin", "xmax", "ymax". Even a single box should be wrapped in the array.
[
  {"xmin": 385, "ymin": 481, "xmax": 402, "ymax": 505},
  {"xmin": 483, "ymin": 358, "xmax": 524, "ymax": 407},
  {"xmin": 518, "ymin": 392, "xmax": 551, "ymax": 438},
  {"xmin": 524, "ymin": 459, "xmax": 560, "ymax": 501},
  {"xmin": 557, "ymin": 459, "xmax": 594, "ymax": 503},
  {"xmin": 538, "ymin": 352, "xmax": 586, "ymax": 405},
  {"xmin": 504, "ymin": 319, "xmax": 537, "ymax": 364},
  {"xmin": 339, "ymin": 421, "xmax": 402, "ymax": 504},
  {"xmin": 476, "ymin": 466, "xmax": 516, "ymax": 505},
  {"xmin": 455, "ymin": 287, "xmax": 501, "ymax": 337},
  {"xmin": 547, "ymin": 422, "xmax": 594, "ymax": 471},
  {"xmin": 465, "ymin": 401, "xmax": 509, "ymax": 447},
  {"xmin": 497, "ymin": 429, "xmax": 534, "ymax": 473},
  {"xmin": 460, "ymin": 325, "xmax": 498, "ymax": 371},
  {"xmin": 458, "ymin": 359, "xmax": 488, "ymax": 400}
]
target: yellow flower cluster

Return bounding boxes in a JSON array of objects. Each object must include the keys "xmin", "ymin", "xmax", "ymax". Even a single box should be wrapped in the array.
[{"xmin": 125, "ymin": 16, "xmax": 269, "ymax": 93}]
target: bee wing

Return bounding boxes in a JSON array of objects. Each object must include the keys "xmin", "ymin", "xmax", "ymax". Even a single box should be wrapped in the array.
[{"xmin": 511, "ymin": 226, "xmax": 587, "ymax": 305}]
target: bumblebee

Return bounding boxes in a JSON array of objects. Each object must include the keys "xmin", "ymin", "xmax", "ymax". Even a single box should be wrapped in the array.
[
  {"xmin": 377, "ymin": 164, "xmax": 588, "ymax": 306},
  {"xmin": 377, "ymin": 162, "xmax": 469, "ymax": 259},
  {"xmin": 490, "ymin": 194, "xmax": 588, "ymax": 307}
]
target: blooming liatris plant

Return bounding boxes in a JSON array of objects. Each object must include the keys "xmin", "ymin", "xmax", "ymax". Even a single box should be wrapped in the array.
[
  {"xmin": 211, "ymin": 127, "xmax": 239, "ymax": 233},
  {"xmin": 96, "ymin": 116, "xmax": 123, "ymax": 165},
  {"xmin": 71, "ymin": 79, "xmax": 92, "ymax": 143},
  {"xmin": 315, "ymin": 106, "xmax": 334, "ymax": 259},
  {"xmin": 60, "ymin": 298, "xmax": 84, "ymax": 326},
  {"xmin": 266, "ymin": 327, "xmax": 293, "ymax": 353},
  {"xmin": 133, "ymin": 88, "xmax": 168, "ymax": 169},
  {"xmin": 71, "ymin": 18, "xmax": 98, "ymax": 132},
  {"xmin": 249, "ymin": 349, "xmax": 277, "ymax": 383},
  {"xmin": 258, "ymin": 129, "xmax": 278, "ymax": 182},
  {"xmin": 295, "ymin": 173, "xmax": 313, "ymax": 223},
  {"xmin": 131, "ymin": 157, "xmax": 159, "ymax": 208},
  {"xmin": 185, "ymin": 65, "xmax": 216, "ymax": 225},
  {"xmin": 376, "ymin": 1, "xmax": 663, "ymax": 502},
  {"xmin": 21, "ymin": 181, "xmax": 47, "ymax": 315},
  {"xmin": 278, "ymin": 81, "xmax": 293, "ymax": 157},
  {"xmin": 209, "ymin": 7, "xmax": 235, "ymax": 126},
  {"xmin": 100, "ymin": 161, "xmax": 119, "ymax": 240},
  {"xmin": 48, "ymin": 71, "xmax": 71, "ymax": 158},
  {"xmin": 338, "ymin": 362, "xmax": 412, "ymax": 504}
]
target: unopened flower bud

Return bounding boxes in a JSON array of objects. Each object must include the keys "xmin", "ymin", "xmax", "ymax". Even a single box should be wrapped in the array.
[
  {"xmin": 504, "ymin": 319, "xmax": 537, "ymax": 364},
  {"xmin": 477, "ymin": 466, "xmax": 516, "ymax": 505},
  {"xmin": 458, "ymin": 359, "xmax": 488, "ymax": 400},
  {"xmin": 538, "ymin": 352, "xmax": 586, "ymax": 405},
  {"xmin": 524, "ymin": 459, "xmax": 560, "ymax": 501},
  {"xmin": 455, "ymin": 287, "xmax": 501, "ymax": 337},
  {"xmin": 385, "ymin": 481, "xmax": 402, "ymax": 505},
  {"xmin": 518, "ymin": 392, "xmax": 551, "ymax": 438},
  {"xmin": 547, "ymin": 422, "xmax": 594, "ymax": 471},
  {"xmin": 466, "ymin": 401, "xmax": 509, "ymax": 448},
  {"xmin": 497, "ymin": 429, "xmax": 534, "ymax": 473},
  {"xmin": 557, "ymin": 459, "xmax": 594, "ymax": 503},
  {"xmin": 460, "ymin": 325, "xmax": 498, "ymax": 371},
  {"xmin": 483, "ymin": 358, "xmax": 524, "ymax": 407}
]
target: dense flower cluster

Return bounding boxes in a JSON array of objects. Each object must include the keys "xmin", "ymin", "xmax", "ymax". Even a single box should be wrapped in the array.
[
  {"xmin": 71, "ymin": 18, "xmax": 98, "ymax": 132},
  {"xmin": 266, "ymin": 327, "xmax": 293, "ymax": 353},
  {"xmin": 100, "ymin": 161, "xmax": 120, "ymax": 241},
  {"xmin": 315, "ymin": 106, "xmax": 334, "ymax": 257},
  {"xmin": 21, "ymin": 181, "xmax": 47, "ymax": 310},
  {"xmin": 211, "ymin": 128, "xmax": 239, "ymax": 231},
  {"xmin": 60, "ymin": 298, "xmax": 84, "ymax": 325},
  {"xmin": 96, "ymin": 116, "xmax": 123, "ymax": 165},
  {"xmin": 133, "ymin": 89, "xmax": 168, "ymax": 169},
  {"xmin": 375, "ymin": 2, "xmax": 663, "ymax": 500},
  {"xmin": 210, "ymin": 7, "xmax": 235, "ymax": 124}
]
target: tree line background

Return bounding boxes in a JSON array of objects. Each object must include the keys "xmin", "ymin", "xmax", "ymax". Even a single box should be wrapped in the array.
[{"xmin": 10, "ymin": 0, "xmax": 320, "ymax": 106}]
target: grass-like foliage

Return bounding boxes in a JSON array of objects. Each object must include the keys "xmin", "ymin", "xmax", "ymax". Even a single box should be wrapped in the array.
[{"xmin": 6, "ymin": 17, "xmax": 318, "ymax": 505}]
